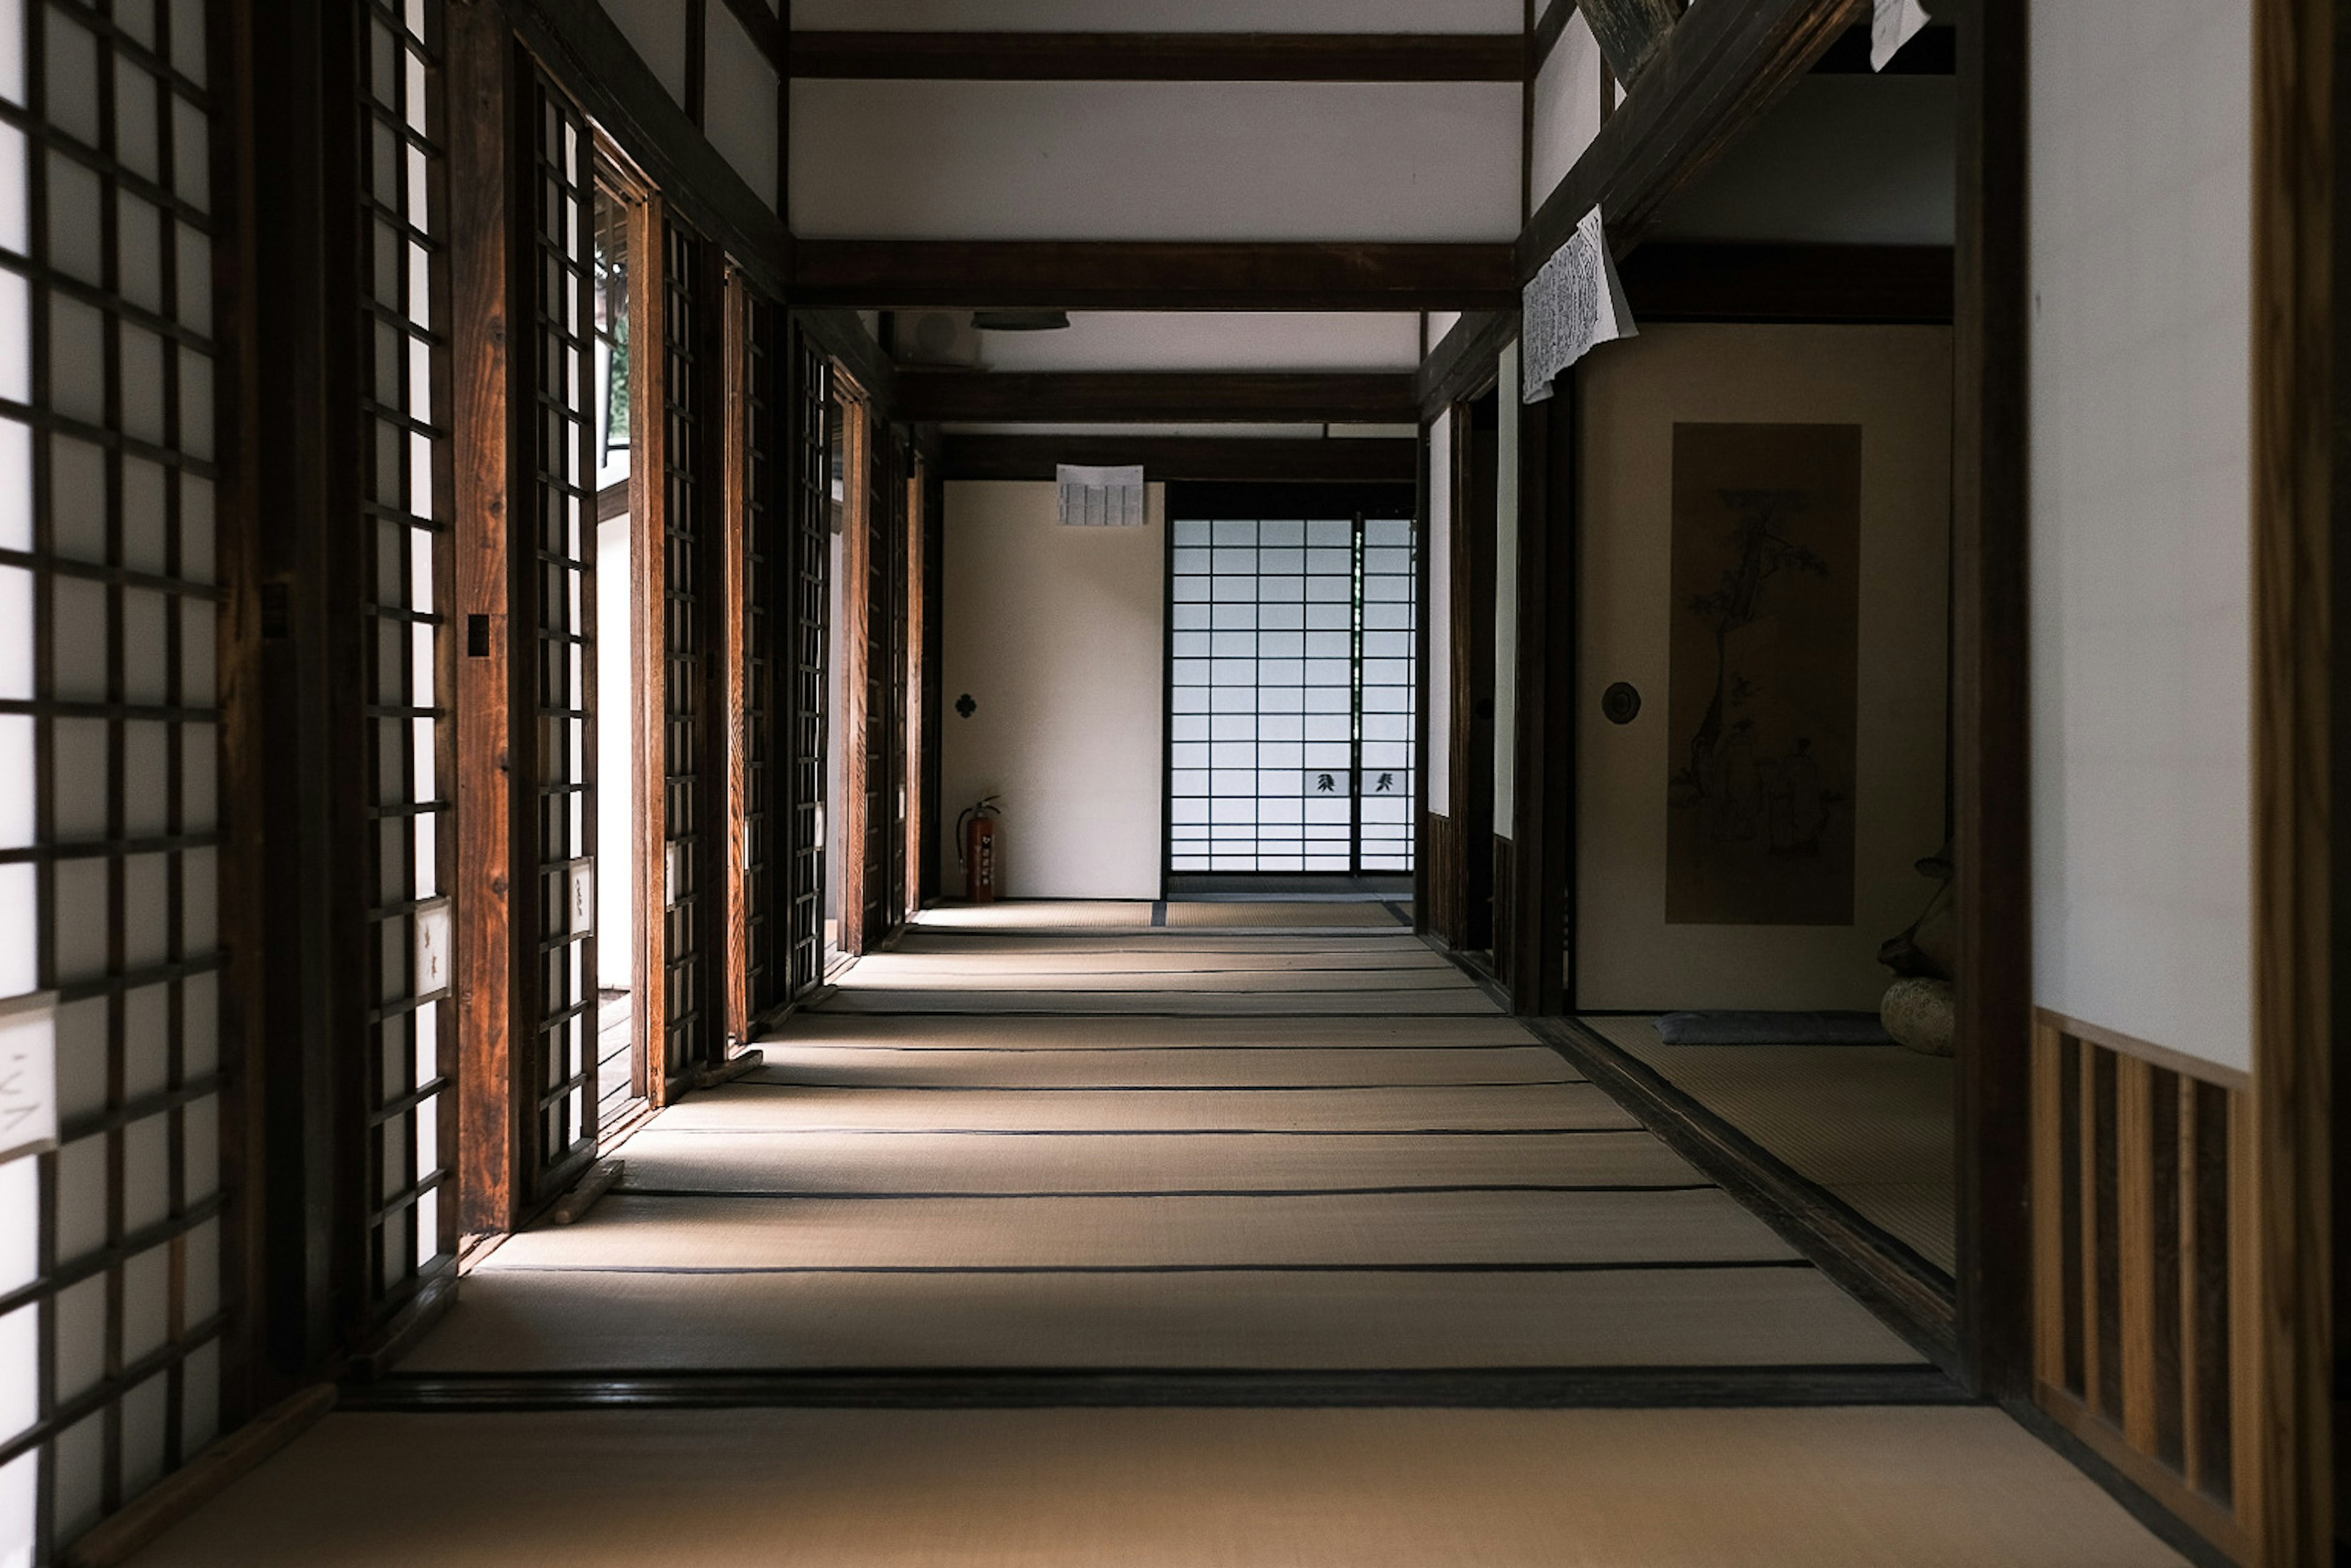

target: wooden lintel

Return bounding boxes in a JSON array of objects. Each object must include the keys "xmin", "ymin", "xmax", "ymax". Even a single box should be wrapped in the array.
[
  {"xmin": 788, "ymin": 241, "xmax": 1519, "ymax": 312},
  {"xmin": 1415, "ymin": 310, "xmax": 1520, "ymax": 414},
  {"xmin": 1518, "ymin": 0, "xmax": 1862, "ymax": 280},
  {"xmin": 1578, "ymin": 0, "xmax": 1685, "ymax": 86},
  {"xmin": 896, "ymin": 372, "xmax": 1419, "ymax": 424},
  {"xmin": 936, "ymin": 434, "xmax": 1417, "ymax": 484},
  {"xmin": 1617, "ymin": 242, "xmax": 1955, "ymax": 324},
  {"xmin": 788, "ymin": 31, "xmax": 1526, "ymax": 82}
]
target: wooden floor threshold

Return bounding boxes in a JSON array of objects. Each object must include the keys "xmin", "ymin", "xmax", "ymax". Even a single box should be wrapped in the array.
[
  {"xmin": 339, "ymin": 1364, "xmax": 1974, "ymax": 1413},
  {"xmin": 1527, "ymin": 1017, "xmax": 1961, "ymax": 1376}
]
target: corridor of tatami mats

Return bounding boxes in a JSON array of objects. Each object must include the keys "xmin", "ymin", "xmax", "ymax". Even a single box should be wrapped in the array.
[{"xmin": 129, "ymin": 908, "xmax": 2187, "ymax": 1567}]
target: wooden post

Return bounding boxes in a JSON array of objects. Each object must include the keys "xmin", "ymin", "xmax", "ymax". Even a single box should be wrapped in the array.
[
  {"xmin": 447, "ymin": 0, "xmax": 517, "ymax": 1237},
  {"xmin": 1949, "ymin": 0, "xmax": 2034, "ymax": 1403},
  {"xmin": 2249, "ymin": 0, "xmax": 2336, "ymax": 1556}
]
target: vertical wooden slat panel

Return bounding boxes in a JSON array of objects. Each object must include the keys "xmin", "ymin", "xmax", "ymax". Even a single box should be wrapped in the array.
[
  {"xmin": 834, "ymin": 392, "xmax": 869, "ymax": 955},
  {"xmin": 2150, "ymin": 1067, "xmax": 2186, "ymax": 1470},
  {"xmin": 2079, "ymin": 1035, "xmax": 2105, "ymax": 1412},
  {"xmin": 720, "ymin": 272, "xmax": 749, "ymax": 1049},
  {"xmin": 630, "ymin": 191, "xmax": 666, "ymax": 1110},
  {"xmin": 2179, "ymin": 1071, "xmax": 2206, "ymax": 1493},
  {"xmin": 2225, "ymin": 1087, "xmax": 2263, "ymax": 1547},
  {"xmin": 2117, "ymin": 1053, "xmax": 2159, "ymax": 1450},
  {"xmin": 2030, "ymin": 1020, "xmax": 2066, "ymax": 1389}
]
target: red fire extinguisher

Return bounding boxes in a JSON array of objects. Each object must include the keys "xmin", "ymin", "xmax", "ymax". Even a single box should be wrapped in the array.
[{"xmin": 957, "ymin": 795, "xmax": 1002, "ymax": 904}]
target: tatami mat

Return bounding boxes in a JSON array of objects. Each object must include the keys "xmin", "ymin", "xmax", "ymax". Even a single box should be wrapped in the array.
[
  {"xmin": 479, "ymin": 1188, "xmax": 1798, "ymax": 1270},
  {"xmin": 746, "ymin": 1044, "xmax": 1576, "ymax": 1089},
  {"xmin": 753, "ymin": 1011, "xmax": 1540, "ymax": 1052},
  {"xmin": 401, "ymin": 1265, "xmax": 1919, "ymax": 1372},
  {"xmin": 1580, "ymin": 1016, "xmax": 1958, "ymax": 1274},
  {"xmin": 611, "ymin": 1127, "xmax": 1706, "ymax": 1196},
  {"xmin": 832, "ymin": 965, "xmax": 1474, "ymax": 993},
  {"xmin": 129, "ymin": 1407, "xmax": 2185, "ymax": 1567},
  {"xmin": 650, "ymin": 1082, "xmax": 1638, "ymax": 1135},
  {"xmin": 817, "ymin": 986, "xmax": 1501, "ymax": 1016},
  {"xmin": 852, "ymin": 945, "xmax": 1452, "ymax": 977},
  {"xmin": 1164, "ymin": 900, "xmax": 1406, "ymax": 929}
]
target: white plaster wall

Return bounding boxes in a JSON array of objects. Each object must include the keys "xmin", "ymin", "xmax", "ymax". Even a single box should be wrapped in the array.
[
  {"xmin": 794, "ymin": 0, "xmax": 1519, "ymax": 31},
  {"xmin": 599, "ymin": 0, "xmax": 686, "ymax": 106},
  {"xmin": 790, "ymin": 81, "xmax": 1521, "ymax": 241},
  {"xmin": 1531, "ymin": 12, "xmax": 1603, "ymax": 213},
  {"xmin": 1426, "ymin": 409, "xmax": 1453, "ymax": 818},
  {"xmin": 1494, "ymin": 342, "xmax": 1519, "ymax": 837},
  {"xmin": 2029, "ymin": 2, "xmax": 2252, "ymax": 1073},
  {"xmin": 940, "ymin": 482, "xmax": 1165, "ymax": 899},
  {"xmin": 704, "ymin": 2, "xmax": 779, "ymax": 212},
  {"xmin": 972, "ymin": 313, "xmax": 1422, "ymax": 373},
  {"xmin": 1576, "ymin": 324, "xmax": 1953, "ymax": 1011}
]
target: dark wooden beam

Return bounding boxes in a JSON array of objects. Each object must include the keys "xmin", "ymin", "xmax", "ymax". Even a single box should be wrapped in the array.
[
  {"xmin": 788, "ymin": 241, "xmax": 1519, "ymax": 311},
  {"xmin": 787, "ymin": 31, "xmax": 1526, "ymax": 81},
  {"xmin": 1529, "ymin": 0, "xmax": 1574, "ymax": 77},
  {"xmin": 796, "ymin": 307, "xmax": 899, "ymax": 411},
  {"xmin": 1617, "ymin": 242, "xmax": 1954, "ymax": 323},
  {"xmin": 937, "ymin": 434, "xmax": 1417, "ymax": 483},
  {"xmin": 897, "ymin": 372, "xmax": 1418, "ymax": 424},
  {"xmin": 1580, "ymin": 0, "xmax": 1685, "ymax": 85},
  {"xmin": 1518, "ymin": 0, "xmax": 1861, "ymax": 280},
  {"xmin": 503, "ymin": 0, "xmax": 791, "ymax": 302},
  {"xmin": 1416, "ymin": 310, "xmax": 1519, "ymax": 415},
  {"xmin": 716, "ymin": 0, "xmax": 790, "ymax": 77}
]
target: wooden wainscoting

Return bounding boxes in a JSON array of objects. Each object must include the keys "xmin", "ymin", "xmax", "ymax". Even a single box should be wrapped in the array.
[{"xmin": 2031, "ymin": 1011, "xmax": 2260, "ymax": 1563}]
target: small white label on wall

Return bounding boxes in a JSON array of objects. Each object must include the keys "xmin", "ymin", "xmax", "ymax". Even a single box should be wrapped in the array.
[
  {"xmin": 0, "ymin": 992, "xmax": 59, "ymax": 1165},
  {"xmin": 415, "ymin": 901, "xmax": 452, "ymax": 994},
  {"xmin": 568, "ymin": 861, "xmax": 594, "ymax": 936},
  {"xmin": 1056, "ymin": 465, "xmax": 1146, "ymax": 528}
]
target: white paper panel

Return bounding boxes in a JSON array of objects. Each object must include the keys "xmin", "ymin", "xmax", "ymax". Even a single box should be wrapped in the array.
[
  {"xmin": 2028, "ymin": 1, "xmax": 2252, "ymax": 1071},
  {"xmin": 1530, "ymin": 12, "xmax": 1602, "ymax": 213}
]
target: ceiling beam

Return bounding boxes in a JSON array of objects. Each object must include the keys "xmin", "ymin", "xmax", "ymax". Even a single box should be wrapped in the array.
[
  {"xmin": 787, "ymin": 31, "xmax": 1526, "ymax": 82},
  {"xmin": 936, "ymin": 434, "xmax": 1417, "ymax": 483},
  {"xmin": 788, "ymin": 241, "xmax": 1519, "ymax": 311},
  {"xmin": 1519, "ymin": 0, "xmax": 1862, "ymax": 279},
  {"xmin": 895, "ymin": 372, "xmax": 1420, "ymax": 424},
  {"xmin": 715, "ymin": 0, "xmax": 791, "ymax": 77}
]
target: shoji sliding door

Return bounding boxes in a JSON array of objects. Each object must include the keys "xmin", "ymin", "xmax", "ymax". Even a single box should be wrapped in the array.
[
  {"xmin": 0, "ymin": 0, "xmax": 230, "ymax": 1556},
  {"xmin": 737, "ymin": 287, "xmax": 784, "ymax": 1024},
  {"xmin": 519, "ymin": 67, "xmax": 598, "ymax": 1201},
  {"xmin": 1166, "ymin": 488, "xmax": 1419, "ymax": 877},
  {"xmin": 655, "ymin": 219, "xmax": 716, "ymax": 1084},
  {"xmin": 784, "ymin": 329, "xmax": 828, "ymax": 997},
  {"xmin": 354, "ymin": 0, "xmax": 453, "ymax": 1331}
]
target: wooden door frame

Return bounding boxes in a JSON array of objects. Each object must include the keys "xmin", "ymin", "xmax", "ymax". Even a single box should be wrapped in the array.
[
  {"xmin": 2249, "ymin": 0, "xmax": 2336, "ymax": 1557},
  {"xmin": 832, "ymin": 377, "xmax": 874, "ymax": 955},
  {"xmin": 594, "ymin": 137, "xmax": 664, "ymax": 1116}
]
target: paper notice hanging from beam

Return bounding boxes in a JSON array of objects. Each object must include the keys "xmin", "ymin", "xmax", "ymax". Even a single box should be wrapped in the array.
[
  {"xmin": 1521, "ymin": 206, "xmax": 1636, "ymax": 404},
  {"xmin": 1871, "ymin": 0, "xmax": 1932, "ymax": 70},
  {"xmin": 1056, "ymin": 464, "xmax": 1146, "ymax": 527}
]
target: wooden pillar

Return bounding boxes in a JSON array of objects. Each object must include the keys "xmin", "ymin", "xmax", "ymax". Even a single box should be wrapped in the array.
[
  {"xmin": 448, "ymin": 0, "xmax": 518, "ymax": 1236},
  {"xmin": 1505, "ymin": 389, "xmax": 1572, "ymax": 1017},
  {"xmin": 1950, "ymin": 0, "xmax": 2034, "ymax": 1402}
]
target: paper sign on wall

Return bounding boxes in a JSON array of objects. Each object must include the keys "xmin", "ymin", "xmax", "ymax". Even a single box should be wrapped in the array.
[
  {"xmin": 1521, "ymin": 206, "xmax": 1637, "ymax": 403},
  {"xmin": 1871, "ymin": 0, "xmax": 1932, "ymax": 70},
  {"xmin": 0, "ymin": 992, "xmax": 59, "ymax": 1166},
  {"xmin": 415, "ymin": 900, "xmax": 452, "ymax": 994},
  {"xmin": 1056, "ymin": 465, "xmax": 1146, "ymax": 528}
]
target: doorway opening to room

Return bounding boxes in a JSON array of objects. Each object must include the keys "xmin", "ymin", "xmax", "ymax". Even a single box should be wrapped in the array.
[
  {"xmin": 590, "ymin": 161, "xmax": 651, "ymax": 1140},
  {"xmin": 1164, "ymin": 482, "xmax": 1417, "ymax": 899}
]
